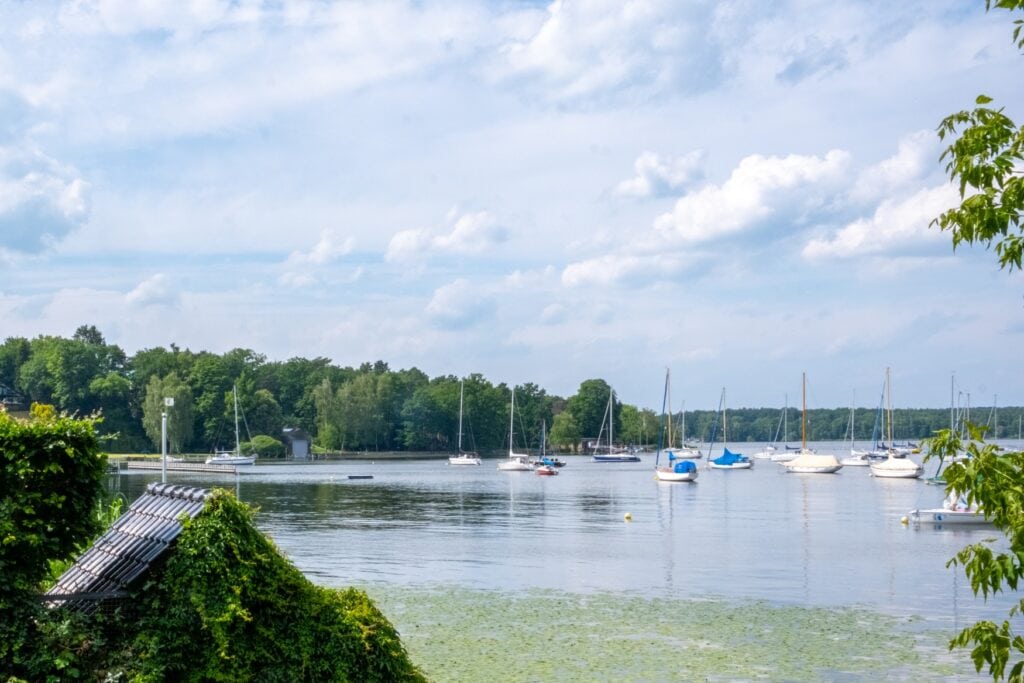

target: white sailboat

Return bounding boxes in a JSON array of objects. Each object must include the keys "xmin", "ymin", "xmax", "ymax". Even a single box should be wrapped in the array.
[
  {"xmin": 655, "ymin": 369, "xmax": 698, "ymax": 482},
  {"xmin": 870, "ymin": 368, "xmax": 924, "ymax": 479},
  {"xmin": 449, "ymin": 380, "xmax": 482, "ymax": 466},
  {"xmin": 840, "ymin": 395, "xmax": 871, "ymax": 467},
  {"xmin": 591, "ymin": 387, "xmax": 640, "ymax": 462},
  {"xmin": 770, "ymin": 395, "xmax": 799, "ymax": 462},
  {"xmin": 753, "ymin": 402, "xmax": 785, "ymax": 459},
  {"xmin": 206, "ymin": 385, "xmax": 256, "ymax": 466},
  {"xmin": 498, "ymin": 387, "xmax": 533, "ymax": 471},
  {"xmin": 709, "ymin": 389, "xmax": 752, "ymax": 470},
  {"xmin": 782, "ymin": 373, "xmax": 842, "ymax": 474}
]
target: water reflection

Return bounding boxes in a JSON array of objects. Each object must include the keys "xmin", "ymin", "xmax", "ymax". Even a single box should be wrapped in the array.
[{"xmin": 108, "ymin": 448, "xmax": 1011, "ymax": 624}]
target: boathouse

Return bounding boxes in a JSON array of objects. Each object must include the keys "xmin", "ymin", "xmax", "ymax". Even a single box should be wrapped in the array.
[{"xmin": 282, "ymin": 427, "xmax": 311, "ymax": 459}]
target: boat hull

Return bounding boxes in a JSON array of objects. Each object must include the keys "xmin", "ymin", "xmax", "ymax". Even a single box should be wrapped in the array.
[
  {"xmin": 535, "ymin": 465, "xmax": 558, "ymax": 476},
  {"xmin": 448, "ymin": 455, "xmax": 481, "ymax": 466},
  {"xmin": 870, "ymin": 467, "xmax": 923, "ymax": 478},
  {"xmin": 205, "ymin": 455, "xmax": 256, "ymax": 466},
  {"xmin": 655, "ymin": 467, "xmax": 698, "ymax": 482},
  {"xmin": 592, "ymin": 455, "xmax": 641, "ymax": 463},
  {"xmin": 910, "ymin": 509, "xmax": 990, "ymax": 525},
  {"xmin": 785, "ymin": 464, "xmax": 842, "ymax": 474},
  {"xmin": 709, "ymin": 461, "xmax": 752, "ymax": 470}
]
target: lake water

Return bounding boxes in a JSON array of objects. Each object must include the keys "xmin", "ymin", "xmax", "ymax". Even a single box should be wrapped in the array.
[{"xmin": 109, "ymin": 442, "xmax": 1020, "ymax": 680}]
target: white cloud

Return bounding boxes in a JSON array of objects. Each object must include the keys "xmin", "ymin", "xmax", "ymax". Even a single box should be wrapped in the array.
[
  {"xmin": 279, "ymin": 229, "xmax": 355, "ymax": 287},
  {"xmin": 850, "ymin": 130, "xmax": 939, "ymax": 202},
  {"xmin": 561, "ymin": 253, "xmax": 688, "ymax": 288},
  {"xmin": 0, "ymin": 144, "xmax": 89, "ymax": 254},
  {"xmin": 802, "ymin": 184, "xmax": 958, "ymax": 260},
  {"xmin": 426, "ymin": 278, "xmax": 492, "ymax": 328},
  {"xmin": 385, "ymin": 229, "xmax": 433, "ymax": 264},
  {"xmin": 386, "ymin": 209, "xmax": 508, "ymax": 263},
  {"xmin": 615, "ymin": 150, "xmax": 705, "ymax": 198},
  {"xmin": 125, "ymin": 273, "xmax": 178, "ymax": 307},
  {"xmin": 654, "ymin": 149, "xmax": 850, "ymax": 243},
  {"xmin": 497, "ymin": 1, "xmax": 720, "ymax": 99}
]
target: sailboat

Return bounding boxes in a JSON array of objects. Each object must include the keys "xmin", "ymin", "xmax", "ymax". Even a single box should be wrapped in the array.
[
  {"xmin": 753, "ymin": 402, "xmax": 785, "ymax": 459},
  {"xmin": 655, "ymin": 369, "xmax": 698, "ymax": 482},
  {"xmin": 840, "ymin": 395, "xmax": 871, "ymax": 467},
  {"xmin": 206, "ymin": 385, "xmax": 256, "ymax": 466},
  {"xmin": 870, "ymin": 368, "xmax": 923, "ymax": 479},
  {"xmin": 530, "ymin": 420, "xmax": 566, "ymax": 469},
  {"xmin": 498, "ymin": 387, "xmax": 533, "ymax": 471},
  {"xmin": 449, "ymin": 380, "xmax": 482, "ymax": 465},
  {"xmin": 709, "ymin": 388, "xmax": 752, "ymax": 470},
  {"xmin": 770, "ymin": 395, "xmax": 799, "ymax": 462},
  {"xmin": 782, "ymin": 373, "xmax": 842, "ymax": 474},
  {"xmin": 673, "ymin": 401, "xmax": 702, "ymax": 458},
  {"xmin": 591, "ymin": 387, "xmax": 641, "ymax": 462}
]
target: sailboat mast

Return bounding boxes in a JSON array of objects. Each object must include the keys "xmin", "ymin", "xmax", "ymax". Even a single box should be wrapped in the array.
[
  {"xmin": 886, "ymin": 367, "xmax": 893, "ymax": 449},
  {"xmin": 801, "ymin": 373, "xmax": 808, "ymax": 450},
  {"xmin": 458, "ymin": 380, "xmax": 464, "ymax": 452},
  {"xmin": 950, "ymin": 373, "xmax": 955, "ymax": 433},
  {"xmin": 509, "ymin": 387, "xmax": 515, "ymax": 455},
  {"xmin": 233, "ymin": 384, "xmax": 240, "ymax": 457},
  {"xmin": 784, "ymin": 393, "xmax": 788, "ymax": 444},
  {"xmin": 723, "ymin": 389, "xmax": 728, "ymax": 446},
  {"xmin": 681, "ymin": 401, "xmax": 686, "ymax": 446},
  {"xmin": 609, "ymin": 389, "xmax": 614, "ymax": 451},
  {"xmin": 666, "ymin": 370, "xmax": 673, "ymax": 448}
]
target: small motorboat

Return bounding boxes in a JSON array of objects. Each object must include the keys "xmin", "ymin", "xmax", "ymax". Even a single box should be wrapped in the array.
[{"xmin": 535, "ymin": 464, "xmax": 559, "ymax": 476}]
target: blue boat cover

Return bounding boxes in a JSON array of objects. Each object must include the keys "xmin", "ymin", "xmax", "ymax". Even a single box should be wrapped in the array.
[
  {"xmin": 712, "ymin": 448, "xmax": 748, "ymax": 465},
  {"xmin": 673, "ymin": 460, "xmax": 697, "ymax": 473}
]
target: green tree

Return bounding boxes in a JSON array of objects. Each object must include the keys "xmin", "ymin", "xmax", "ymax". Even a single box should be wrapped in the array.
[
  {"xmin": 930, "ymin": 4, "xmax": 1024, "ymax": 679},
  {"xmin": 933, "ymin": 2, "xmax": 1024, "ymax": 272},
  {"xmin": 548, "ymin": 410, "xmax": 580, "ymax": 451},
  {"xmin": 0, "ymin": 337, "xmax": 30, "ymax": 391},
  {"xmin": 567, "ymin": 379, "xmax": 617, "ymax": 440},
  {"xmin": 142, "ymin": 373, "xmax": 194, "ymax": 454}
]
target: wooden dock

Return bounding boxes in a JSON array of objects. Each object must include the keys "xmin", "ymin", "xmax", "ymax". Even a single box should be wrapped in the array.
[{"xmin": 117, "ymin": 460, "xmax": 242, "ymax": 475}]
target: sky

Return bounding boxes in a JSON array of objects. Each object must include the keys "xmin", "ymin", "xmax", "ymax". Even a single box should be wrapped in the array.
[{"xmin": 1, "ymin": 0, "xmax": 1022, "ymax": 412}]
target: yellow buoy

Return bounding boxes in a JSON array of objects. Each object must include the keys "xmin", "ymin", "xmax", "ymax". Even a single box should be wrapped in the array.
[
  {"xmin": 900, "ymin": 515, "xmax": 909, "ymax": 525},
  {"xmin": 624, "ymin": 512, "xmax": 632, "ymax": 521}
]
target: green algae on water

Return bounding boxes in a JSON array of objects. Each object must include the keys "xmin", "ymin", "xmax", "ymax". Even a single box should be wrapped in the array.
[{"xmin": 365, "ymin": 587, "xmax": 974, "ymax": 682}]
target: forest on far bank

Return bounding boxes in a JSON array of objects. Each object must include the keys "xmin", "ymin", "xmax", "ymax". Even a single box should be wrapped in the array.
[{"xmin": 1, "ymin": 326, "xmax": 1020, "ymax": 455}]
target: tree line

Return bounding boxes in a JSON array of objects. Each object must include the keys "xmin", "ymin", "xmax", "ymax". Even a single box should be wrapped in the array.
[{"xmin": 0, "ymin": 326, "xmax": 1020, "ymax": 455}]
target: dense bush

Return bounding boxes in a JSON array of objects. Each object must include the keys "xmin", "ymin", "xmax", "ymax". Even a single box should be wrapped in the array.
[
  {"xmin": 242, "ymin": 434, "xmax": 286, "ymax": 459},
  {"xmin": 131, "ymin": 490, "xmax": 426, "ymax": 681},
  {"xmin": 0, "ymin": 410, "xmax": 106, "ymax": 678}
]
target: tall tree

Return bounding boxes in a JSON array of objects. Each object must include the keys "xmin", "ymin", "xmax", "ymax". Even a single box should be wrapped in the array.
[
  {"xmin": 930, "ymin": 3, "xmax": 1024, "ymax": 680},
  {"xmin": 142, "ymin": 373, "xmax": 194, "ymax": 454},
  {"xmin": 567, "ymin": 379, "xmax": 618, "ymax": 441}
]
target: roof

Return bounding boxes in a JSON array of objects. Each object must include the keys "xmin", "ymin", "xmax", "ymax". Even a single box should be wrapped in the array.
[
  {"xmin": 45, "ymin": 482, "xmax": 210, "ymax": 613},
  {"xmin": 281, "ymin": 427, "xmax": 311, "ymax": 442}
]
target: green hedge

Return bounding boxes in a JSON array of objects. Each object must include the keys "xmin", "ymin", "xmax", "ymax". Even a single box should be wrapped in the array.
[{"xmin": 0, "ymin": 411, "xmax": 106, "ymax": 678}]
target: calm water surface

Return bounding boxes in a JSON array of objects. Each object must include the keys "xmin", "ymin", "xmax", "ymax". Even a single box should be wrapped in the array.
[{"xmin": 110, "ymin": 441, "xmax": 1018, "ymax": 629}]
